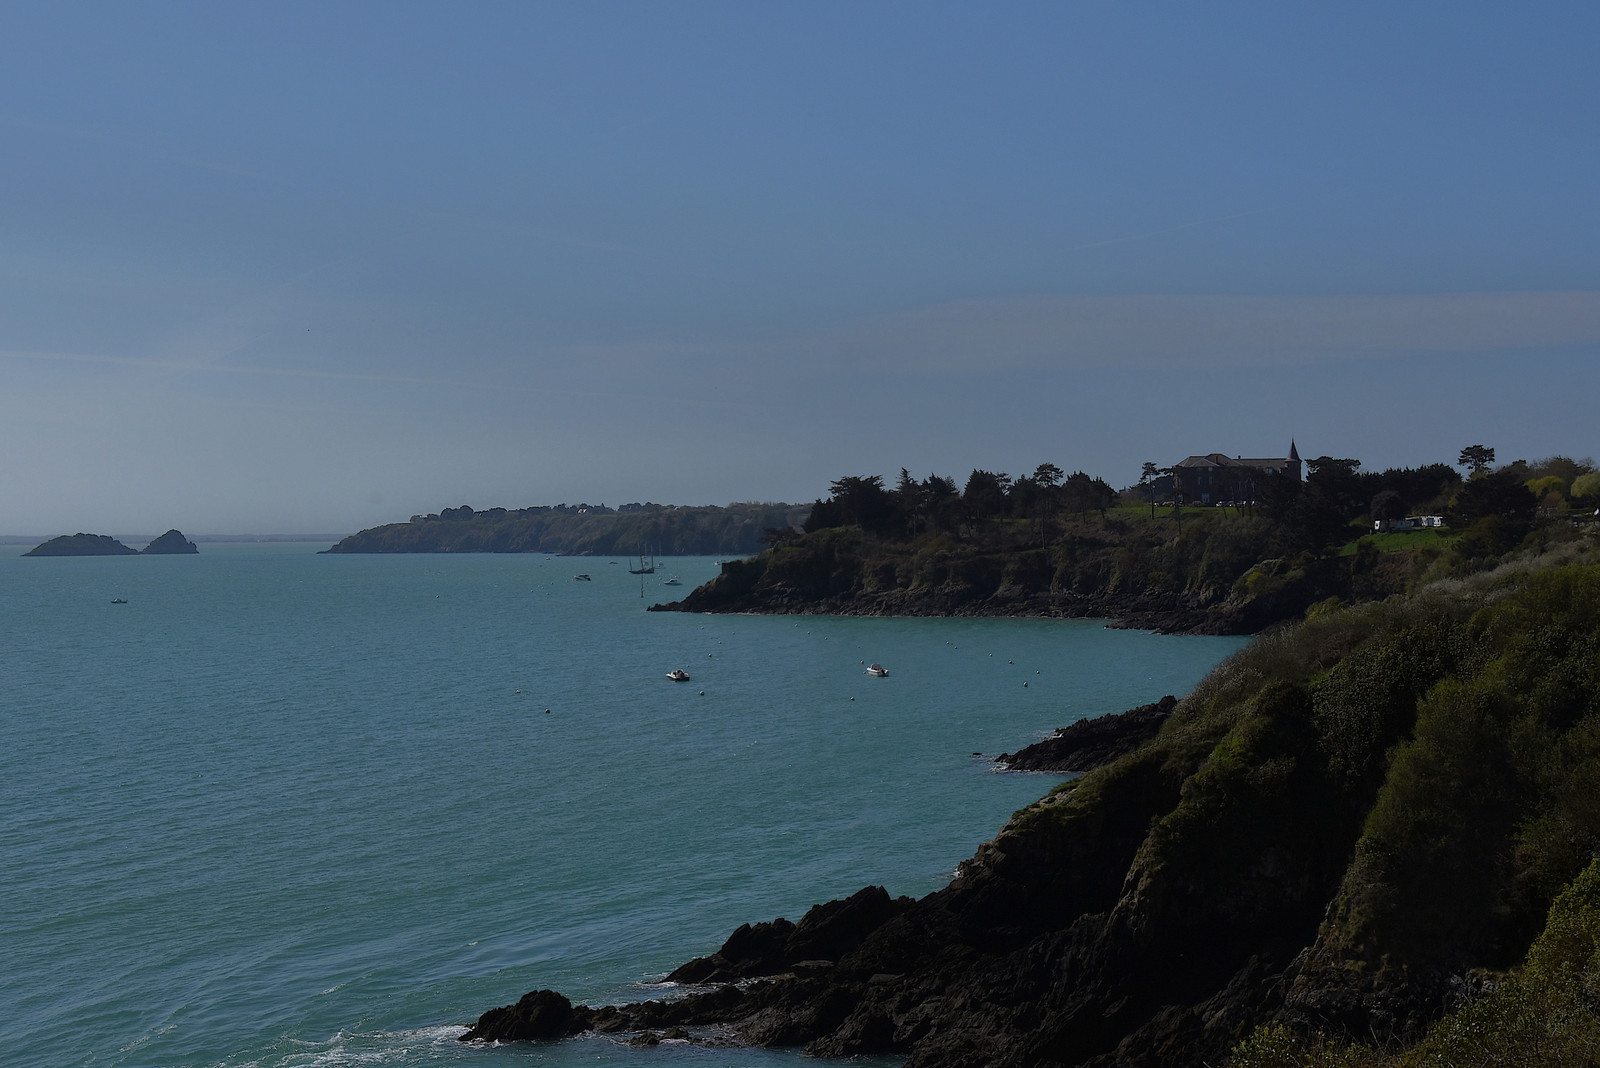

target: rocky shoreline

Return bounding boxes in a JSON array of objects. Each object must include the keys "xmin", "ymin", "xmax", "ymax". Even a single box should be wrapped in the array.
[
  {"xmin": 996, "ymin": 695, "xmax": 1177, "ymax": 772},
  {"xmin": 652, "ymin": 585, "xmax": 1257, "ymax": 636},
  {"xmin": 646, "ymin": 544, "xmax": 1364, "ymax": 636},
  {"xmin": 461, "ymin": 695, "xmax": 1285, "ymax": 1066}
]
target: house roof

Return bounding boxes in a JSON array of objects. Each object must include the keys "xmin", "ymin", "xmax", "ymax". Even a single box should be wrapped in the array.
[
  {"xmin": 1174, "ymin": 442, "xmax": 1300, "ymax": 471},
  {"xmin": 1174, "ymin": 453, "xmax": 1287, "ymax": 471}
]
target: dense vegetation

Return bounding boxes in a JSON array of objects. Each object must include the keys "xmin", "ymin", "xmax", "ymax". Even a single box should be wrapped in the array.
[
  {"xmin": 323, "ymin": 501, "xmax": 808, "ymax": 556},
  {"xmin": 1218, "ymin": 546, "xmax": 1600, "ymax": 1066},
  {"xmin": 1235, "ymin": 855, "xmax": 1600, "ymax": 1067},
  {"xmin": 671, "ymin": 453, "xmax": 1599, "ymax": 632}
]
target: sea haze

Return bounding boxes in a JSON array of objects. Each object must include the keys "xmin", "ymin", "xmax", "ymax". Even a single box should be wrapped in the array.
[{"xmin": 1, "ymin": 545, "xmax": 1248, "ymax": 1067}]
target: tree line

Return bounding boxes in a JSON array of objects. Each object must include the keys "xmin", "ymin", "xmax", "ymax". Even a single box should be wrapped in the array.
[
  {"xmin": 798, "ymin": 464, "xmax": 1118, "ymax": 539},
  {"xmin": 793, "ymin": 448, "xmax": 1599, "ymax": 558}
]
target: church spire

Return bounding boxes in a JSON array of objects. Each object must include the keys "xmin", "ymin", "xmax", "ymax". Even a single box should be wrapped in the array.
[{"xmin": 1288, "ymin": 439, "xmax": 1300, "ymax": 462}]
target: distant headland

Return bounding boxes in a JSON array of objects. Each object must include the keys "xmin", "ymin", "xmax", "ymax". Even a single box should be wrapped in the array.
[
  {"xmin": 22, "ymin": 529, "xmax": 199, "ymax": 557},
  {"xmin": 323, "ymin": 501, "xmax": 808, "ymax": 556}
]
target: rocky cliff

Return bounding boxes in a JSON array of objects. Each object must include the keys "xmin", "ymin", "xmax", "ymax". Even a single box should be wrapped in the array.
[
  {"xmin": 650, "ymin": 523, "xmax": 1410, "ymax": 636},
  {"xmin": 467, "ymin": 541, "xmax": 1600, "ymax": 1066}
]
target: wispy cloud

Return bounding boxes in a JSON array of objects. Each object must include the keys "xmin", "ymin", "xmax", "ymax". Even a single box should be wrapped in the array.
[
  {"xmin": 510, "ymin": 290, "xmax": 1600, "ymax": 379},
  {"xmin": 810, "ymin": 290, "xmax": 1600, "ymax": 373}
]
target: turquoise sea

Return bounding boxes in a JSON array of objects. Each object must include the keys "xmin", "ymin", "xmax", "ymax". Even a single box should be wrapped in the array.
[{"xmin": 1, "ymin": 545, "xmax": 1248, "ymax": 1067}]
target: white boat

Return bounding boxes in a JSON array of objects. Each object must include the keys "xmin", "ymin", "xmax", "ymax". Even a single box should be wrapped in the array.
[
  {"xmin": 666, "ymin": 669, "xmax": 691, "ymax": 682},
  {"xmin": 866, "ymin": 663, "xmax": 889, "ymax": 677},
  {"xmin": 662, "ymin": 575, "xmax": 682, "ymax": 586}
]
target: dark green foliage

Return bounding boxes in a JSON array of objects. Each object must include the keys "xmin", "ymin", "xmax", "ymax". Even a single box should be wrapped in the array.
[
  {"xmin": 1458, "ymin": 444, "xmax": 1497, "ymax": 475},
  {"xmin": 1315, "ymin": 563, "xmax": 1600, "ymax": 974},
  {"xmin": 1268, "ymin": 457, "xmax": 1367, "ymax": 553},
  {"xmin": 1369, "ymin": 489, "xmax": 1407, "ymax": 522},
  {"xmin": 1232, "ymin": 858, "xmax": 1600, "ymax": 1067},
  {"xmin": 962, "ymin": 469, "xmax": 1011, "ymax": 519},
  {"xmin": 1363, "ymin": 463, "xmax": 1461, "ymax": 514},
  {"xmin": 1061, "ymin": 470, "xmax": 1117, "ymax": 515},
  {"xmin": 826, "ymin": 476, "xmax": 896, "ymax": 532},
  {"xmin": 1452, "ymin": 514, "xmax": 1527, "ymax": 558},
  {"xmin": 803, "ymin": 497, "xmax": 845, "ymax": 532},
  {"xmin": 1194, "ymin": 555, "xmax": 1600, "ymax": 1066},
  {"xmin": 1310, "ymin": 618, "xmax": 1470, "ymax": 795},
  {"xmin": 1447, "ymin": 469, "xmax": 1538, "ymax": 526}
]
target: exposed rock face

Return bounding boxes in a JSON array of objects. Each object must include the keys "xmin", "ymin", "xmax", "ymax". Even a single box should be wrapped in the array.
[
  {"xmin": 997, "ymin": 696, "xmax": 1178, "ymax": 772},
  {"xmin": 141, "ymin": 529, "xmax": 199, "ymax": 554},
  {"xmin": 23, "ymin": 533, "xmax": 138, "ymax": 557},
  {"xmin": 652, "ymin": 563, "xmax": 1243, "ymax": 634}
]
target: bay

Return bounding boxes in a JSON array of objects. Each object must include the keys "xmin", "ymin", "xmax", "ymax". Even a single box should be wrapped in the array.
[{"xmin": 0, "ymin": 546, "xmax": 1248, "ymax": 1066}]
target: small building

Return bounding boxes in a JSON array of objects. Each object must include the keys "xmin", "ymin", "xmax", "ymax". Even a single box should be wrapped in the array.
[
  {"xmin": 1171, "ymin": 441, "xmax": 1301, "ymax": 505},
  {"xmin": 1373, "ymin": 515, "xmax": 1444, "ymax": 533}
]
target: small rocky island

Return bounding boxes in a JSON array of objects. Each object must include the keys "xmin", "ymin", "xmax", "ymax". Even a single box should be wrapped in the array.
[
  {"xmin": 23, "ymin": 533, "xmax": 138, "ymax": 557},
  {"xmin": 22, "ymin": 529, "xmax": 199, "ymax": 556},
  {"xmin": 142, "ymin": 529, "xmax": 199, "ymax": 554}
]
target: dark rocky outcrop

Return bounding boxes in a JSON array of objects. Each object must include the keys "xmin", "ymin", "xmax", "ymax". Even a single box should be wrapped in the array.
[
  {"xmin": 997, "ymin": 696, "xmax": 1178, "ymax": 772},
  {"xmin": 23, "ymin": 533, "xmax": 138, "ymax": 557},
  {"xmin": 141, "ymin": 529, "xmax": 199, "ymax": 554},
  {"xmin": 460, "ymin": 989, "xmax": 576, "ymax": 1042}
]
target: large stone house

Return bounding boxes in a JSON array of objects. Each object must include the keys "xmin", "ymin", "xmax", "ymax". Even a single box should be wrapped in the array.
[{"xmin": 1172, "ymin": 441, "xmax": 1301, "ymax": 505}]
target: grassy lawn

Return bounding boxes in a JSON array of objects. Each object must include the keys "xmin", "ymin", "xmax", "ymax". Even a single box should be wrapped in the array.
[
  {"xmin": 1340, "ymin": 528, "xmax": 1455, "ymax": 555},
  {"xmin": 1111, "ymin": 503, "xmax": 1233, "ymax": 522}
]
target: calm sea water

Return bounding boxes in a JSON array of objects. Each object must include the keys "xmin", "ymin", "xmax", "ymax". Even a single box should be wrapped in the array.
[{"xmin": 1, "ymin": 545, "xmax": 1248, "ymax": 1067}]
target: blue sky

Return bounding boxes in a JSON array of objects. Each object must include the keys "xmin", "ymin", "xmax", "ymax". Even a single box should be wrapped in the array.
[{"xmin": 4, "ymin": 2, "xmax": 1598, "ymax": 534}]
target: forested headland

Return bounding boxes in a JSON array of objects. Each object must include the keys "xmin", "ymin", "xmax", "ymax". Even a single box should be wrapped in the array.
[
  {"xmin": 662, "ymin": 452, "xmax": 1600, "ymax": 634},
  {"xmin": 322, "ymin": 501, "xmax": 808, "ymax": 557}
]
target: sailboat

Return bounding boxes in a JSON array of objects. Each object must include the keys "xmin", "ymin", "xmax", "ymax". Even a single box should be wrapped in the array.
[{"xmin": 628, "ymin": 549, "xmax": 656, "ymax": 575}]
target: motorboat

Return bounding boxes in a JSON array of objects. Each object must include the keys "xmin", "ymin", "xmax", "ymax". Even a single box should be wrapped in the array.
[
  {"xmin": 111, "ymin": 597, "xmax": 128, "ymax": 604},
  {"xmin": 666, "ymin": 669, "xmax": 691, "ymax": 682},
  {"xmin": 662, "ymin": 575, "xmax": 682, "ymax": 586},
  {"xmin": 573, "ymin": 573, "xmax": 591, "ymax": 581},
  {"xmin": 866, "ymin": 663, "xmax": 890, "ymax": 677}
]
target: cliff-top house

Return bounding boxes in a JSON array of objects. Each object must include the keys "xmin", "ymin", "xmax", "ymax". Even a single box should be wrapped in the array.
[{"xmin": 1172, "ymin": 441, "xmax": 1301, "ymax": 505}]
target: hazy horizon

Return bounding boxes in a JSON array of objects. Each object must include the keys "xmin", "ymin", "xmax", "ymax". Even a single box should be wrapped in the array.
[{"xmin": 6, "ymin": 4, "xmax": 1598, "ymax": 535}]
